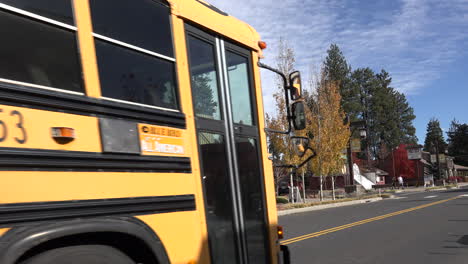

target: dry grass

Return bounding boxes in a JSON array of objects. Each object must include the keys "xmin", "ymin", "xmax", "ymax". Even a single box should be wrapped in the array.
[
  {"xmin": 424, "ymin": 184, "xmax": 458, "ymax": 191},
  {"xmin": 279, "ymin": 194, "xmax": 382, "ymax": 210}
]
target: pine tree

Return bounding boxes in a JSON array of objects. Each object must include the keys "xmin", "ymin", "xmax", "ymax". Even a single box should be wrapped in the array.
[
  {"xmin": 192, "ymin": 74, "xmax": 218, "ymax": 118},
  {"xmin": 369, "ymin": 70, "xmax": 417, "ymax": 156},
  {"xmin": 323, "ymin": 44, "xmax": 360, "ymax": 120},
  {"xmin": 368, "ymin": 70, "xmax": 397, "ymax": 156},
  {"xmin": 447, "ymin": 119, "xmax": 468, "ymax": 166},
  {"xmin": 349, "ymin": 67, "xmax": 375, "ymax": 160},
  {"xmin": 423, "ymin": 118, "xmax": 447, "ymax": 153},
  {"xmin": 350, "ymin": 67, "xmax": 375, "ymax": 122},
  {"xmin": 393, "ymin": 91, "xmax": 417, "ymax": 145}
]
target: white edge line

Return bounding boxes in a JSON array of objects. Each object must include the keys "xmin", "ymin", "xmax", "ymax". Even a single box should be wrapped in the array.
[
  {"xmin": 101, "ymin": 97, "xmax": 179, "ymax": 112},
  {"xmin": 0, "ymin": 78, "xmax": 84, "ymax": 96},
  {"xmin": 0, "ymin": 78, "xmax": 179, "ymax": 112},
  {"xmin": 93, "ymin": 33, "xmax": 176, "ymax": 62},
  {"xmin": 0, "ymin": 3, "xmax": 76, "ymax": 31}
]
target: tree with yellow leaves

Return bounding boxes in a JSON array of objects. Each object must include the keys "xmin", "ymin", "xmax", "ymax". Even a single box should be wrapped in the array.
[
  {"xmin": 266, "ymin": 39, "xmax": 309, "ymax": 196},
  {"xmin": 306, "ymin": 76, "xmax": 350, "ymax": 199}
]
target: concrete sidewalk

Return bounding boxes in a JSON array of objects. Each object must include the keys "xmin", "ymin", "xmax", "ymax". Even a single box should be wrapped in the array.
[
  {"xmin": 278, "ymin": 196, "xmax": 383, "ymax": 216},
  {"xmin": 392, "ymin": 181, "xmax": 468, "ymax": 193},
  {"xmin": 277, "ymin": 182, "xmax": 468, "ymax": 216}
]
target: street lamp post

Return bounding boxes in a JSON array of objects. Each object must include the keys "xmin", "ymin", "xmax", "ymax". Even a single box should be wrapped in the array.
[
  {"xmin": 432, "ymin": 131, "xmax": 442, "ymax": 180},
  {"xmin": 346, "ymin": 140, "xmax": 354, "ymax": 186},
  {"xmin": 345, "ymin": 118, "xmax": 366, "ymax": 188}
]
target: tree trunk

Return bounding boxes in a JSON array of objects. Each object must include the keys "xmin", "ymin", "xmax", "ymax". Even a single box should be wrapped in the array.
[
  {"xmin": 290, "ymin": 171, "xmax": 295, "ymax": 203},
  {"xmin": 302, "ymin": 171, "xmax": 306, "ymax": 203},
  {"xmin": 331, "ymin": 176, "xmax": 336, "ymax": 200},
  {"xmin": 319, "ymin": 175, "xmax": 323, "ymax": 201}
]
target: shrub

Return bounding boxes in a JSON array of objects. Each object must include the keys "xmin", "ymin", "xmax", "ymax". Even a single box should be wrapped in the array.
[
  {"xmin": 276, "ymin": 196, "xmax": 289, "ymax": 204},
  {"xmin": 380, "ymin": 193, "xmax": 392, "ymax": 199}
]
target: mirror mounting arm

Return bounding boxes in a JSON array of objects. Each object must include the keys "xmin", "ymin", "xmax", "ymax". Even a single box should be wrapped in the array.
[
  {"xmin": 272, "ymin": 147, "xmax": 317, "ymax": 169},
  {"xmin": 296, "ymin": 148, "xmax": 317, "ymax": 168},
  {"xmin": 264, "ymin": 128, "xmax": 290, "ymax": 135},
  {"xmin": 258, "ymin": 61, "xmax": 293, "ymax": 134},
  {"xmin": 273, "ymin": 164, "xmax": 296, "ymax": 168}
]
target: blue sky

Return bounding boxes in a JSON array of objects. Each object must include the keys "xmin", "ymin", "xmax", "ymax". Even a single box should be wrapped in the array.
[{"xmin": 207, "ymin": 0, "xmax": 468, "ymax": 144}]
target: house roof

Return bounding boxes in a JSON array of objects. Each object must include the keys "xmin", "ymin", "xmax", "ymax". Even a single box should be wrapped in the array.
[
  {"xmin": 455, "ymin": 164, "xmax": 468, "ymax": 171},
  {"xmin": 361, "ymin": 167, "xmax": 389, "ymax": 176},
  {"xmin": 375, "ymin": 168, "xmax": 389, "ymax": 176}
]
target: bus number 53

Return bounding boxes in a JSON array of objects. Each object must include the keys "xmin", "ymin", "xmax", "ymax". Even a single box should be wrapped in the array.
[{"xmin": 0, "ymin": 109, "xmax": 27, "ymax": 144}]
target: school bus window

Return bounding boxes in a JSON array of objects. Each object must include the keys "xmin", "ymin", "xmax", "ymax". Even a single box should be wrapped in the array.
[
  {"xmin": 187, "ymin": 35, "xmax": 222, "ymax": 120},
  {"xmin": 235, "ymin": 137, "xmax": 269, "ymax": 263},
  {"xmin": 0, "ymin": 3, "xmax": 84, "ymax": 94},
  {"xmin": 226, "ymin": 51, "xmax": 254, "ymax": 126},
  {"xmin": 198, "ymin": 132, "xmax": 239, "ymax": 263},
  {"xmin": 90, "ymin": 0, "xmax": 178, "ymax": 110},
  {"xmin": 90, "ymin": 0, "xmax": 173, "ymax": 58},
  {"xmin": 0, "ymin": 0, "xmax": 75, "ymax": 25},
  {"xmin": 95, "ymin": 40, "xmax": 178, "ymax": 110}
]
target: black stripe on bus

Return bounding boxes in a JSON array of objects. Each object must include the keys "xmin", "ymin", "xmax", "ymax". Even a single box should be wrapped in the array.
[
  {"xmin": 0, "ymin": 195, "xmax": 196, "ymax": 226},
  {"xmin": 0, "ymin": 148, "xmax": 191, "ymax": 172},
  {"xmin": 0, "ymin": 81, "xmax": 186, "ymax": 129}
]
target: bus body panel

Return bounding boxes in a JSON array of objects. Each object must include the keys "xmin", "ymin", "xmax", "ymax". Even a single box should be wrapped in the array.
[
  {"xmin": 1, "ymin": 172, "xmax": 196, "ymax": 204},
  {"xmin": 168, "ymin": 0, "xmax": 261, "ymax": 54},
  {"xmin": 251, "ymin": 52, "xmax": 280, "ymax": 263},
  {"xmin": 138, "ymin": 212, "xmax": 210, "ymax": 264},
  {"xmin": 171, "ymin": 12, "xmax": 212, "ymax": 263},
  {"xmin": 0, "ymin": 0, "xmax": 279, "ymax": 263},
  {"xmin": 0, "ymin": 104, "xmax": 101, "ymax": 152}
]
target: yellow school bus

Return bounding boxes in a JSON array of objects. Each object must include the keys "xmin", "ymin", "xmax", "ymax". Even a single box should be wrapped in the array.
[{"xmin": 0, "ymin": 0, "xmax": 309, "ymax": 263}]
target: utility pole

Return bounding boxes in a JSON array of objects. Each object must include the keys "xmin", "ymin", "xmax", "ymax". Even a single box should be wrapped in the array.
[
  {"xmin": 347, "ymin": 139, "xmax": 354, "ymax": 186},
  {"xmin": 391, "ymin": 148, "xmax": 396, "ymax": 185},
  {"xmin": 345, "ymin": 118, "xmax": 366, "ymax": 190},
  {"xmin": 435, "ymin": 140, "xmax": 441, "ymax": 180},
  {"xmin": 302, "ymin": 171, "xmax": 306, "ymax": 203},
  {"xmin": 366, "ymin": 125, "xmax": 372, "ymax": 170},
  {"xmin": 318, "ymin": 114, "xmax": 323, "ymax": 201},
  {"xmin": 314, "ymin": 99, "xmax": 324, "ymax": 201}
]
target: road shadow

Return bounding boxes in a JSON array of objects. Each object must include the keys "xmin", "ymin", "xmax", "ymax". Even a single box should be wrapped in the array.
[
  {"xmin": 457, "ymin": 235, "xmax": 468, "ymax": 245},
  {"xmin": 400, "ymin": 199, "xmax": 435, "ymax": 202},
  {"xmin": 442, "ymin": 189, "xmax": 468, "ymax": 194},
  {"xmin": 428, "ymin": 252, "xmax": 458, "ymax": 256}
]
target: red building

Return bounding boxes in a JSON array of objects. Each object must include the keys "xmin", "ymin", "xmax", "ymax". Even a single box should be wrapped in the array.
[{"xmin": 379, "ymin": 144, "xmax": 425, "ymax": 186}]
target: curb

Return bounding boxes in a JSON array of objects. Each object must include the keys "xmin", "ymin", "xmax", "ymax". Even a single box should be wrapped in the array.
[
  {"xmin": 425, "ymin": 186, "xmax": 460, "ymax": 192},
  {"xmin": 278, "ymin": 197, "xmax": 383, "ymax": 216}
]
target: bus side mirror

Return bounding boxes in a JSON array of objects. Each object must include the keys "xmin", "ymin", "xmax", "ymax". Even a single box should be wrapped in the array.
[
  {"xmin": 289, "ymin": 71, "xmax": 302, "ymax": 100},
  {"xmin": 291, "ymin": 101, "xmax": 306, "ymax": 130},
  {"xmin": 291, "ymin": 136, "xmax": 309, "ymax": 157}
]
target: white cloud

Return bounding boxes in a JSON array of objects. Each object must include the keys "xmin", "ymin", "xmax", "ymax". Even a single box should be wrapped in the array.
[{"xmin": 206, "ymin": 0, "xmax": 468, "ymax": 113}]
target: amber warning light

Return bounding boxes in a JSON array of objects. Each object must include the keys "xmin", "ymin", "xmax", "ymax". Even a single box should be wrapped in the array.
[
  {"xmin": 51, "ymin": 127, "xmax": 76, "ymax": 143},
  {"xmin": 277, "ymin": 225, "xmax": 284, "ymax": 239},
  {"xmin": 258, "ymin": 41, "xmax": 267, "ymax": 50}
]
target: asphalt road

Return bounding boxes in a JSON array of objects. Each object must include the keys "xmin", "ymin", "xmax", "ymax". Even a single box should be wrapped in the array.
[{"xmin": 279, "ymin": 187, "xmax": 468, "ymax": 264}]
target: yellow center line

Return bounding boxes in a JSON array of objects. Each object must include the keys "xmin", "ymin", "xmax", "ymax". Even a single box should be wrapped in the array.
[{"xmin": 281, "ymin": 196, "xmax": 460, "ymax": 245}]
